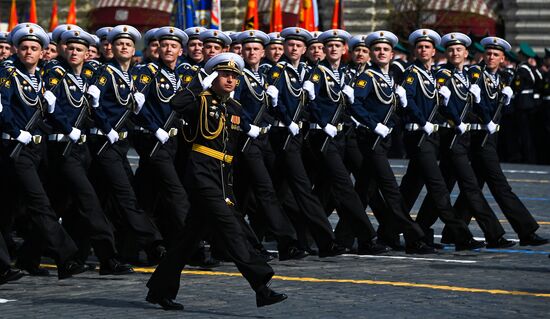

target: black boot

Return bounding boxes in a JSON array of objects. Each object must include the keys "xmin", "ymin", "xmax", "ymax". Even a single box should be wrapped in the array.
[
  {"xmin": 455, "ymin": 238, "xmax": 485, "ymax": 251},
  {"xmin": 0, "ymin": 268, "xmax": 24, "ymax": 285},
  {"xmin": 58, "ymin": 260, "xmax": 87, "ymax": 280},
  {"xmin": 519, "ymin": 233, "xmax": 549, "ymax": 246},
  {"xmin": 146, "ymin": 291, "xmax": 184, "ymax": 311},
  {"xmin": 99, "ymin": 258, "xmax": 134, "ymax": 275},
  {"xmin": 256, "ymin": 285, "xmax": 287, "ymax": 307},
  {"xmin": 357, "ymin": 240, "xmax": 391, "ymax": 255}
]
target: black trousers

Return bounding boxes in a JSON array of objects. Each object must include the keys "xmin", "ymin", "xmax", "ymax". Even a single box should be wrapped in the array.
[
  {"xmin": 45, "ymin": 142, "xmax": 117, "ymax": 262},
  {"xmin": 0, "ymin": 231, "xmax": 11, "ymax": 270},
  {"xmin": 355, "ymin": 129, "xmax": 424, "ymax": 243},
  {"xmin": 147, "ymin": 179, "xmax": 274, "ymax": 299},
  {"xmin": 443, "ymin": 132, "xmax": 539, "ymax": 239},
  {"xmin": 234, "ymin": 133, "xmax": 298, "ymax": 250},
  {"xmin": 269, "ymin": 128, "xmax": 335, "ymax": 251},
  {"xmin": 399, "ymin": 131, "xmax": 473, "ymax": 243},
  {"xmin": 89, "ymin": 137, "xmax": 162, "ymax": 250},
  {"xmin": 332, "ymin": 125, "xmax": 393, "ymax": 247},
  {"xmin": 134, "ymin": 134, "xmax": 190, "ymax": 245},
  {"xmin": 416, "ymin": 128, "xmax": 505, "ymax": 243},
  {"xmin": 308, "ymin": 130, "xmax": 376, "ymax": 246},
  {"xmin": 4, "ymin": 141, "xmax": 77, "ymax": 266}
]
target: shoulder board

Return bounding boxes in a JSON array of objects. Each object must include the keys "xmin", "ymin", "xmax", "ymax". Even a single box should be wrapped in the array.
[
  {"xmin": 437, "ymin": 69, "xmax": 452, "ymax": 77},
  {"xmin": 105, "ymin": 65, "xmax": 115, "ymax": 74},
  {"xmin": 147, "ymin": 63, "xmax": 159, "ymax": 74},
  {"xmin": 365, "ymin": 70, "xmax": 374, "ymax": 78},
  {"xmin": 52, "ymin": 65, "xmax": 66, "ymax": 77}
]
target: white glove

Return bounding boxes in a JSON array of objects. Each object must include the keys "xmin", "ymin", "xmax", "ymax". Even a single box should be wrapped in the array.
[
  {"xmin": 374, "ymin": 123, "xmax": 390, "ymax": 138},
  {"xmin": 106, "ymin": 129, "xmax": 119, "ymax": 144},
  {"xmin": 288, "ymin": 122, "xmax": 300, "ymax": 136},
  {"xmin": 501, "ymin": 86, "xmax": 513, "ymax": 106},
  {"xmin": 0, "ymin": 93, "xmax": 3, "ymax": 113},
  {"xmin": 154, "ymin": 128, "xmax": 169, "ymax": 144},
  {"xmin": 422, "ymin": 122, "xmax": 435, "ymax": 136},
  {"xmin": 486, "ymin": 121, "xmax": 497, "ymax": 134},
  {"xmin": 266, "ymin": 85, "xmax": 279, "ymax": 107},
  {"xmin": 303, "ymin": 80, "xmax": 315, "ymax": 100},
  {"xmin": 439, "ymin": 86, "xmax": 451, "ymax": 106},
  {"xmin": 323, "ymin": 123, "xmax": 338, "ymax": 138},
  {"xmin": 16, "ymin": 130, "xmax": 32, "ymax": 145},
  {"xmin": 133, "ymin": 92, "xmax": 145, "ymax": 114},
  {"xmin": 469, "ymin": 84, "xmax": 481, "ymax": 104},
  {"xmin": 87, "ymin": 85, "xmax": 101, "ymax": 107},
  {"xmin": 43, "ymin": 90, "xmax": 56, "ymax": 113},
  {"xmin": 342, "ymin": 85, "xmax": 354, "ymax": 104},
  {"xmin": 395, "ymin": 85, "xmax": 407, "ymax": 108},
  {"xmin": 202, "ymin": 71, "xmax": 218, "ymax": 90},
  {"xmin": 68, "ymin": 127, "xmax": 81, "ymax": 143},
  {"xmin": 457, "ymin": 122, "xmax": 469, "ymax": 135},
  {"xmin": 247, "ymin": 125, "xmax": 260, "ymax": 139}
]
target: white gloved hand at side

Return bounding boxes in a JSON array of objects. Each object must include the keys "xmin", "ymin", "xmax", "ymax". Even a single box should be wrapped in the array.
[
  {"xmin": 155, "ymin": 128, "xmax": 170, "ymax": 144},
  {"xmin": 374, "ymin": 123, "xmax": 390, "ymax": 138},
  {"xmin": 288, "ymin": 122, "xmax": 300, "ymax": 136},
  {"xmin": 106, "ymin": 129, "xmax": 119, "ymax": 144},
  {"xmin": 486, "ymin": 121, "xmax": 498, "ymax": 134},
  {"xmin": 16, "ymin": 130, "xmax": 32, "ymax": 145},
  {"xmin": 395, "ymin": 85, "xmax": 407, "ymax": 108},
  {"xmin": 266, "ymin": 85, "xmax": 279, "ymax": 107},
  {"xmin": 68, "ymin": 127, "xmax": 81, "ymax": 143},
  {"xmin": 469, "ymin": 84, "xmax": 481, "ymax": 103},
  {"xmin": 501, "ymin": 86, "xmax": 513, "ymax": 106},
  {"xmin": 247, "ymin": 125, "xmax": 260, "ymax": 139},
  {"xmin": 457, "ymin": 122, "xmax": 469, "ymax": 135},
  {"xmin": 303, "ymin": 80, "xmax": 315, "ymax": 100},
  {"xmin": 133, "ymin": 92, "xmax": 145, "ymax": 114},
  {"xmin": 43, "ymin": 90, "xmax": 56, "ymax": 113},
  {"xmin": 439, "ymin": 86, "xmax": 451, "ymax": 106},
  {"xmin": 323, "ymin": 123, "xmax": 337, "ymax": 138},
  {"xmin": 342, "ymin": 85, "xmax": 354, "ymax": 104},
  {"xmin": 87, "ymin": 85, "xmax": 101, "ymax": 107},
  {"xmin": 422, "ymin": 122, "xmax": 435, "ymax": 135}
]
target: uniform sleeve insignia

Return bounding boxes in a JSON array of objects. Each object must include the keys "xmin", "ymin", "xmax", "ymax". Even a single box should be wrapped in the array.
[
  {"xmin": 140, "ymin": 74, "xmax": 151, "ymax": 84},
  {"xmin": 272, "ymin": 71, "xmax": 280, "ymax": 79},
  {"xmin": 98, "ymin": 76, "xmax": 108, "ymax": 86},
  {"xmin": 437, "ymin": 78, "xmax": 446, "ymax": 84},
  {"xmin": 0, "ymin": 78, "xmax": 9, "ymax": 88},
  {"xmin": 147, "ymin": 64, "xmax": 158, "ymax": 74},
  {"xmin": 55, "ymin": 68, "xmax": 65, "ymax": 76},
  {"xmin": 514, "ymin": 80, "xmax": 520, "ymax": 86},
  {"xmin": 49, "ymin": 78, "xmax": 59, "ymax": 86},
  {"xmin": 183, "ymin": 75, "xmax": 193, "ymax": 83},
  {"xmin": 312, "ymin": 73, "xmax": 320, "ymax": 83},
  {"xmin": 84, "ymin": 69, "xmax": 93, "ymax": 78},
  {"xmin": 191, "ymin": 66, "xmax": 199, "ymax": 72},
  {"xmin": 236, "ymin": 79, "xmax": 240, "ymax": 86},
  {"xmin": 406, "ymin": 76, "xmax": 414, "ymax": 84},
  {"xmin": 356, "ymin": 79, "xmax": 367, "ymax": 88},
  {"xmin": 472, "ymin": 73, "xmax": 480, "ymax": 79},
  {"xmin": 230, "ymin": 115, "xmax": 240, "ymax": 125}
]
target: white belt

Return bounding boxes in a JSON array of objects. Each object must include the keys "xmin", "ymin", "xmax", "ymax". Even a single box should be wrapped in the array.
[
  {"xmin": 2, "ymin": 132, "xmax": 42, "ymax": 144},
  {"xmin": 543, "ymin": 96, "xmax": 550, "ymax": 100},
  {"xmin": 90, "ymin": 128, "xmax": 128, "ymax": 140},
  {"xmin": 439, "ymin": 122, "xmax": 453, "ymax": 129},
  {"xmin": 259, "ymin": 126, "xmax": 270, "ymax": 134},
  {"xmin": 520, "ymin": 89, "xmax": 534, "ymax": 94},
  {"xmin": 309, "ymin": 123, "xmax": 344, "ymax": 131},
  {"xmin": 534, "ymin": 93, "xmax": 540, "ymax": 99},
  {"xmin": 48, "ymin": 134, "xmax": 70, "ymax": 142},
  {"xmin": 273, "ymin": 121, "xmax": 303, "ymax": 128},
  {"xmin": 469, "ymin": 124, "xmax": 484, "ymax": 131},
  {"xmin": 405, "ymin": 123, "xmax": 421, "ymax": 131}
]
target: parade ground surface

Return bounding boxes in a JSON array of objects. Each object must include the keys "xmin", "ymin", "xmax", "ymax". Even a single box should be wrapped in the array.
[{"xmin": 1, "ymin": 158, "xmax": 550, "ymax": 318}]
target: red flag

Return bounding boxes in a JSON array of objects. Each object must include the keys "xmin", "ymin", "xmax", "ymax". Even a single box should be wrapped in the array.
[
  {"xmin": 299, "ymin": 0, "xmax": 315, "ymax": 31},
  {"xmin": 49, "ymin": 0, "xmax": 59, "ymax": 31},
  {"xmin": 8, "ymin": 0, "xmax": 19, "ymax": 32},
  {"xmin": 243, "ymin": 0, "xmax": 259, "ymax": 30},
  {"xmin": 67, "ymin": 0, "xmax": 77, "ymax": 24},
  {"xmin": 331, "ymin": 0, "xmax": 344, "ymax": 29},
  {"xmin": 270, "ymin": 0, "xmax": 283, "ymax": 32},
  {"xmin": 29, "ymin": 0, "xmax": 37, "ymax": 23}
]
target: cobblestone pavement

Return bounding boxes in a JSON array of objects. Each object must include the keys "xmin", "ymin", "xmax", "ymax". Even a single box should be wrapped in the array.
[{"xmin": 1, "ymin": 160, "xmax": 549, "ymax": 318}]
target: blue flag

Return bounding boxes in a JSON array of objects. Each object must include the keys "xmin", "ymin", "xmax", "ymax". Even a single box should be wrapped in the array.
[
  {"xmin": 175, "ymin": 0, "xmax": 196, "ymax": 29},
  {"xmin": 196, "ymin": 0, "xmax": 212, "ymax": 28}
]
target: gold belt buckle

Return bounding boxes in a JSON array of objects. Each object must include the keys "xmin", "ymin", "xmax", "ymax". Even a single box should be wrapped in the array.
[
  {"xmin": 118, "ymin": 131, "xmax": 128, "ymax": 140},
  {"xmin": 168, "ymin": 128, "xmax": 178, "ymax": 137},
  {"xmin": 32, "ymin": 135, "xmax": 42, "ymax": 144},
  {"xmin": 79, "ymin": 135, "xmax": 87, "ymax": 144},
  {"xmin": 433, "ymin": 124, "xmax": 439, "ymax": 132},
  {"xmin": 337, "ymin": 123, "xmax": 343, "ymax": 131},
  {"xmin": 298, "ymin": 121, "xmax": 303, "ymax": 129}
]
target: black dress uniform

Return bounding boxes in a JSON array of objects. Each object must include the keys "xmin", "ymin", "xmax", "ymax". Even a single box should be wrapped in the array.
[
  {"xmin": 444, "ymin": 37, "xmax": 546, "ymax": 246},
  {"xmin": 88, "ymin": 25, "xmax": 163, "ymax": 260},
  {"xmin": 0, "ymin": 230, "xmax": 23, "ymax": 284},
  {"xmin": 351, "ymin": 31, "xmax": 433, "ymax": 254},
  {"xmin": 415, "ymin": 32, "xmax": 512, "ymax": 248},
  {"xmin": 43, "ymin": 29, "xmax": 134, "ymax": 274},
  {"xmin": 265, "ymin": 27, "xmax": 344, "ymax": 257},
  {"xmin": 232, "ymin": 30, "xmax": 306, "ymax": 260},
  {"xmin": 0, "ymin": 24, "xmax": 84, "ymax": 278},
  {"xmin": 132, "ymin": 27, "xmax": 191, "ymax": 247},
  {"xmin": 398, "ymin": 29, "xmax": 482, "ymax": 250},
  {"xmin": 541, "ymin": 49, "xmax": 550, "ymax": 164},
  {"xmin": 146, "ymin": 53, "xmax": 286, "ymax": 310}
]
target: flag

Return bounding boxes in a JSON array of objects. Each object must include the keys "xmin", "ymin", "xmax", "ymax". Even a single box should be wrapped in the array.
[
  {"xmin": 175, "ymin": 0, "xmax": 196, "ymax": 29},
  {"xmin": 312, "ymin": 0, "xmax": 319, "ymax": 31},
  {"xmin": 197, "ymin": 0, "xmax": 211, "ymax": 28},
  {"xmin": 243, "ymin": 0, "xmax": 259, "ymax": 30},
  {"xmin": 331, "ymin": 0, "xmax": 344, "ymax": 29},
  {"xmin": 299, "ymin": 0, "xmax": 316, "ymax": 31},
  {"xmin": 67, "ymin": 0, "xmax": 77, "ymax": 24},
  {"xmin": 49, "ymin": 0, "xmax": 59, "ymax": 31},
  {"xmin": 8, "ymin": 0, "xmax": 18, "ymax": 31},
  {"xmin": 211, "ymin": 0, "xmax": 221, "ymax": 30},
  {"xmin": 270, "ymin": 0, "xmax": 283, "ymax": 32},
  {"xmin": 29, "ymin": 0, "xmax": 37, "ymax": 23}
]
